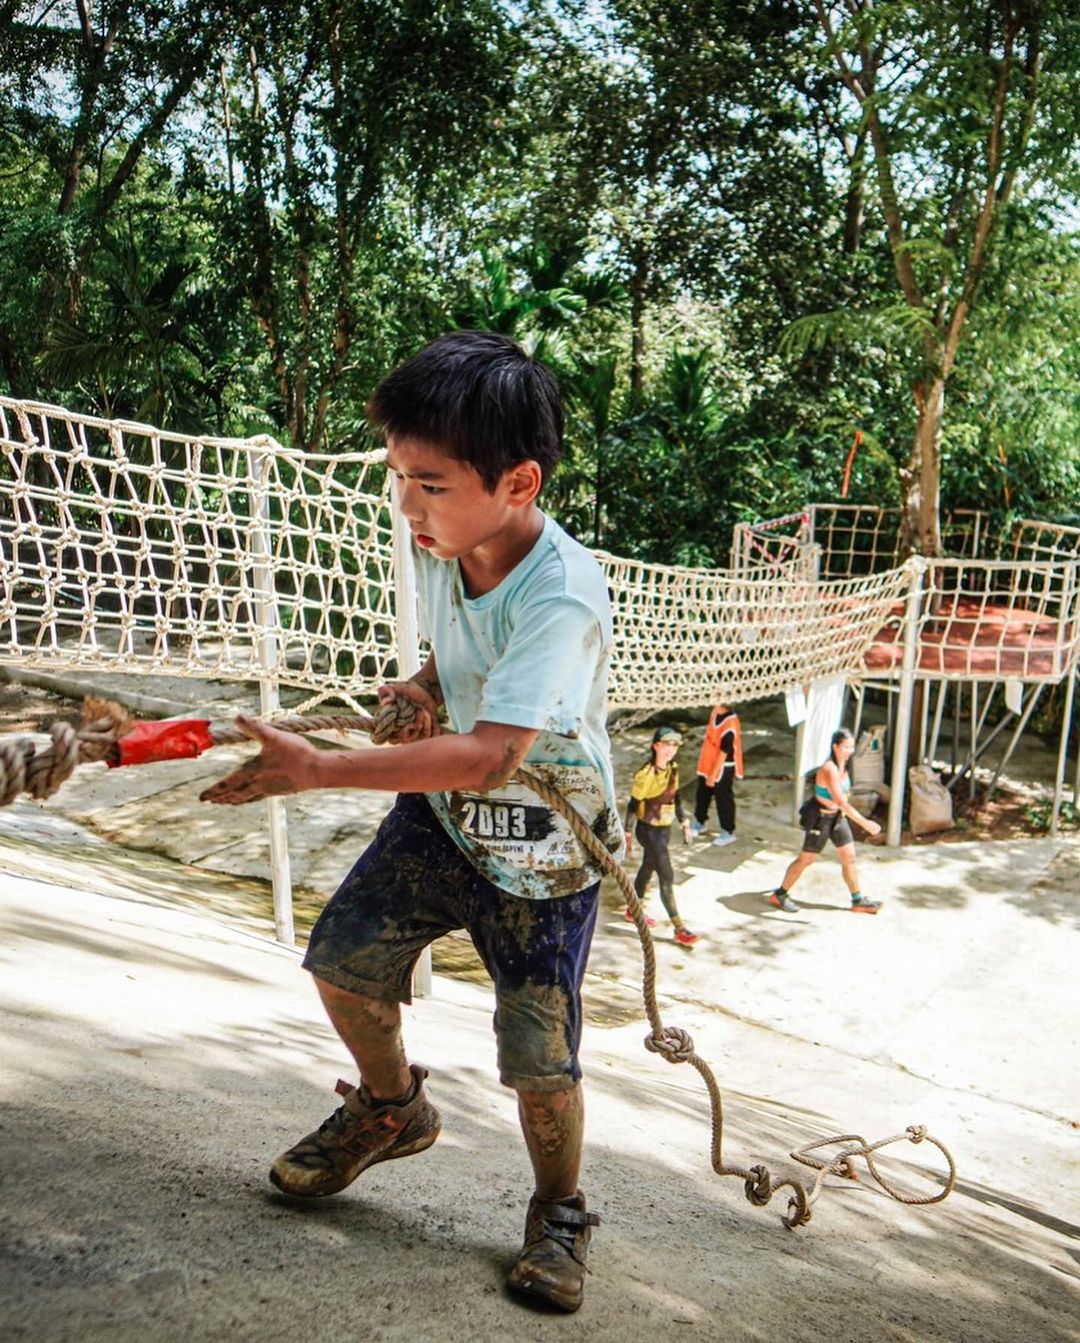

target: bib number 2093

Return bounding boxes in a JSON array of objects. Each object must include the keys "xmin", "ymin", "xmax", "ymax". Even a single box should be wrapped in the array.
[{"xmin": 459, "ymin": 799, "xmax": 528, "ymax": 840}]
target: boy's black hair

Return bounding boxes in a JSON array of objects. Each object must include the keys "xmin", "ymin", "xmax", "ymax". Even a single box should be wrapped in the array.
[{"xmin": 367, "ymin": 329, "xmax": 563, "ymax": 492}]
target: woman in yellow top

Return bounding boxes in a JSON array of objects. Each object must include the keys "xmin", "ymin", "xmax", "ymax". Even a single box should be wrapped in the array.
[{"xmin": 624, "ymin": 726, "xmax": 698, "ymax": 945}]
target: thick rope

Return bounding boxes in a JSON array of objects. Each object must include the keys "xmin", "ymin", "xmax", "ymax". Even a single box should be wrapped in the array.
[
  {"xmin": 516, "ymin": 766, "xmax": 956, "ymax": 1228},
  {"xmin": 4, "ymin": 696, "xmax": 957, "ymax": 1227},
  {"xmin": 0, "ymin": 697, "xmax": 408, "ymax": 809}
]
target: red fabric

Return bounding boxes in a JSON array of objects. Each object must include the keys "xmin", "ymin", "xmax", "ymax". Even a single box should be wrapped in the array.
[{"xmin": 109, "ymin": 718, "xmax": 215, "ymax": 768}]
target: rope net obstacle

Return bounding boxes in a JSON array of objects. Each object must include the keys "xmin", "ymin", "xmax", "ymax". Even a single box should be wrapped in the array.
[
  {"xmin": 4, "ymin": 400, "xmax": 1075, "ymax": 711},
  {"xmin": 4, "ymin": 398, "xmax": 1076, "ymax": 1229}
]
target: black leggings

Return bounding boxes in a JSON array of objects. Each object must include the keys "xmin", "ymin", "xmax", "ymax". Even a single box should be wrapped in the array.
[
  {"xmin": 633, "ymin": 822, "xmax": 680, "ymax": 921},
  {"xmin": 695, "ymin": 771, "xmax": 735, "ymax": 832}
]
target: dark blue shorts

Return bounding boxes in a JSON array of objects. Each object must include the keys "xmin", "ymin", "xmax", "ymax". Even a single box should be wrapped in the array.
[{"xmin": 302, "ymin": 792, "xmax": 599, "ymax": 1093}]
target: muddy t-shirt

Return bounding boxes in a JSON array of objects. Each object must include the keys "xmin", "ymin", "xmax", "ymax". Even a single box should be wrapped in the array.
[{"xmin": 413, "ymin": 513, "xmax": 622, "ymax": 900}]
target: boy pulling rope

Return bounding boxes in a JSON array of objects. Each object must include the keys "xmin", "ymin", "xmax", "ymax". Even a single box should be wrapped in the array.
[{"xmin": 0, "ymin": 688, "xmax": 956, "ymax": 1233}]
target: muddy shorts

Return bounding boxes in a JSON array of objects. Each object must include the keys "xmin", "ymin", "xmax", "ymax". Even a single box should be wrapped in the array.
[
  {"xmin": 802, "ymin": 808, "xmax": 854, "ymax": 854},
  {"xmin": 303, "ymin": 792, "xmax": 599, "ymax": 1093}
]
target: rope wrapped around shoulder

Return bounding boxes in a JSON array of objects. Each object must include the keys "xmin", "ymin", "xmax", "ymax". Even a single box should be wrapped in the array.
[{"xmin": 2, "ymin": 694, "xmax": 957, "ymax": 1229}]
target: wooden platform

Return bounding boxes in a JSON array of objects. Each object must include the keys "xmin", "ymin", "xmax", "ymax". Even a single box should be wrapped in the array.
[{"xmin": 864, "ymin": 598, "xmax": 1074, "ymax": 679}]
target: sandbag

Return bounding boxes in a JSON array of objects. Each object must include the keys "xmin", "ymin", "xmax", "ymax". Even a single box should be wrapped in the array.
[
  {"xmin": 908, "ymin": 764, "xmax": 953, "ymax": 836},
  {"xmin": 853, "ymin": 725, "xmax": 887, "ymax": 786}
]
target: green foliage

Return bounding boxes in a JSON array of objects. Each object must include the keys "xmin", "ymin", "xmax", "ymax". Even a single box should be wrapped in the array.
[{"xmin": 0, "ymin": 0, "xmax": 1076, "ymax": 567}]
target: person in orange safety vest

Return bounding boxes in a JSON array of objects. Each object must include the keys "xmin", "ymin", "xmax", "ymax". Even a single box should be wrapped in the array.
[{"xmin": 690, "ymin": 704, "xmax": 742, "ymax": 847}]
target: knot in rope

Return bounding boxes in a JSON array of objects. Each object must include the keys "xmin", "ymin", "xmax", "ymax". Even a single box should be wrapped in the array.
[
  {"xmin": 906, "ymin": 1124, "xmax": 927, "ymax": 1143},
  {"xmin": 644, "ymin": 1026, "xmax": 695, "ymax": 1065},
  {"xmin": 0, "ymin": 700, "xmax": 131, "ymax": 807},
  {"xmin": 370, "ymin": 696, "xmax": 419, "ymax": 745},
  {"xmin": 744, "ymin": 1165, "xmax": 773, "ymax": 1207}
]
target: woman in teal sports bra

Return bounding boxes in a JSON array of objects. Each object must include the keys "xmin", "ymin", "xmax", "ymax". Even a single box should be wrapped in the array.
[{"xmin": 768, "ymin": 728, "xmax": 883, "ymax": 914}]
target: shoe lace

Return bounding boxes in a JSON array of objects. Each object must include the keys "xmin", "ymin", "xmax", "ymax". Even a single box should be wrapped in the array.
[
  {"xmin": 316, "ymin": 1103, "xmax": 351, "ymax": 1137},
  {"xmin": 530, "ymin": 1202, "xmax": 599, "ymax": 1265}
]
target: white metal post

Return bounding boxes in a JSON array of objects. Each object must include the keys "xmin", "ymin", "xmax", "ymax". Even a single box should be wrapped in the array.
[
  {"xmin": 792, "ymin": 717, "xmax": 806, "ymax": 824},
  {"xmin": 886, "ymin": 560, "xmax": 926, "ymax": 846},
  {"xmin": 391, "ymin": 480, "xmax": 432, "ymax": 997},
  {"xmin": 249, "ymin": 443, "xmax": 295, "ymax": 947},
  {"xmin": 1051, "ymin": 661, "xmax": 1077, "ymax": 837}
]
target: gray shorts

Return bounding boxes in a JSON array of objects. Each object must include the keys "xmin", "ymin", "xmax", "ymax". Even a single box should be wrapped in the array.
[
  {"xmin": 802, "ymin": 808, "xmax": 854, "ymax": 853},
  {"xmin": 303, "ymin": 792, "xmax": 599, "ymax": 1093}
]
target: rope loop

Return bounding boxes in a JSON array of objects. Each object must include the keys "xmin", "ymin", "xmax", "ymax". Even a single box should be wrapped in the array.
[{"xmin": 784, "ymin": 1194, "xmax": 812, "ymax": 1229}]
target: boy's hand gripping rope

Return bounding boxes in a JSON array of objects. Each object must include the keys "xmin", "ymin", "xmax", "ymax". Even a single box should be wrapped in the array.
[{"xmin": 1, "ymin": 696, "xmax": 957, "ymax": 1228}]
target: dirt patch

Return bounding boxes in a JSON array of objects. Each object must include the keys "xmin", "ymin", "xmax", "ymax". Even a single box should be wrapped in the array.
[{"xmin": 0, "ymin": 682, "xmax": 77, "ymax": 734}]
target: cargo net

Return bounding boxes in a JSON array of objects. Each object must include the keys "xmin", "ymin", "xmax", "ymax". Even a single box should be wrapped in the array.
[
  {"xmin": 749, "ymin": 503, "xmax": 1080, "ymax": 683},
  {"xmin": 0, "ymin": 398, "xmax": 398, "ymax": 713},
  {"xmin": 865, "ymin": 556, "xmax": 1080, "ymax": 682},
  {"xmin": 601, "ymin": 552, "xmax": 909, "ymax": 708},
  {"xmin": 2, "ymin": 398, "xmax": 913, "ymax": 715}
]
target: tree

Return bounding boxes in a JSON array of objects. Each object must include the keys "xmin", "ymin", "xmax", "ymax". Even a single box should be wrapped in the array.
[
  {"xmin": 809, "ymin": 0, "xmax": 1080, "ymax": 556},
  {"xmin": 206, "ymin": 0, "xmax": 522, "ymax": 452}
]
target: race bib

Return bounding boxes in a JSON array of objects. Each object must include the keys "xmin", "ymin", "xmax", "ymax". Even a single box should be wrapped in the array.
[{"xmin": 444, "ymin": 764, "xmax": 615, "ymax": 876}]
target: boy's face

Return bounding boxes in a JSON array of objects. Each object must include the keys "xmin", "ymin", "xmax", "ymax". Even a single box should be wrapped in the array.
[{"xmin": 386, "ymin": 435, "xmax": 537, "ymax": 562}]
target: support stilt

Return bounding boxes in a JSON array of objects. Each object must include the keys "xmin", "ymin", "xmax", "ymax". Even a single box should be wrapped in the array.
[
  {"xmin": 927, "ymin": 679, "xmax": 948, "ymax": 765},
  {"xmin": 1051, "ymin": 663, "xmax": 1078, "ymax": 837},
  {"xmin": 887, "ymin": 562, "xmax": 925, "ymax": 846}
]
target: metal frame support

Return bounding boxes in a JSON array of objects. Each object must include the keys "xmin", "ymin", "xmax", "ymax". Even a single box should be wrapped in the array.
[
  {"xmin": 986, "ymin": 684, "xmax": 1046, "ymax": 799},
  {"xmin": 249, "ymin": 442, "xmax": 295, "ymax": 947},
  {"xmin": 886, "ymin": 560, "xmax": 926, "ymax": 846},
  {"xmin": 1051, "ymin": 661, "xmax": 1078, "ymax": 837},
  {"xmin": 927, "ymin": 678, "xmax": 948, "ymax": 764},
  {"xmin": 792, "ymin": 717, "xmax": 807, "ymax": 824}
]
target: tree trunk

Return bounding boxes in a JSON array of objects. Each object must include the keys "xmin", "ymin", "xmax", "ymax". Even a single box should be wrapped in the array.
[
  {"xmin": 842, "ymin": 128, "xmax": 867, "ymax": 254},
  {"xmin": 629, "ymin": 248, "xmax": 648, "ymax": 403},
  {"xmin": 902, "ymin": 376, "xmax": 945, "ymax": 558}
]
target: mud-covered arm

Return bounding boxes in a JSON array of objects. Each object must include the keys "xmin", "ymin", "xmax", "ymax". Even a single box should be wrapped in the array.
[{"xmin": 199, "ymin": 715, "xmax": 539, "ymax": 805}]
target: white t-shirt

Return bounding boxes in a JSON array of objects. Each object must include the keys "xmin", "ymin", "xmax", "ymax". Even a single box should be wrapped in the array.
[{"xmin": 414, "ymin": 513, "xmax": 622, "ymax": 900}]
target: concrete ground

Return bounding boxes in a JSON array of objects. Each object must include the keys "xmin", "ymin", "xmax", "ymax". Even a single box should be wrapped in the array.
[{"xmin": 1, "ymin": 670, "xmax": 1078, "ymax": 1341}]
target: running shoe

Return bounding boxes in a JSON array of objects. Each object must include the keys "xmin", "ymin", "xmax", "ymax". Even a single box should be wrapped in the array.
[
  {"xmin": 625, "ymin": 906, "xmax": 657, "ymax": 927},
  {"xmin": 270, "ymin": 1065, "xmax": 440, "ymax": 1197}
]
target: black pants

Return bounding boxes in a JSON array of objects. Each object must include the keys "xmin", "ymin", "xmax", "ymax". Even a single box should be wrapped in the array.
[
  {"xmin": 694, "ymin": 771, "xmax": 735, "ymax": 832},
  {"xmin": 633, "ymin": 822, "xmax": 680, "ymax": 921}
]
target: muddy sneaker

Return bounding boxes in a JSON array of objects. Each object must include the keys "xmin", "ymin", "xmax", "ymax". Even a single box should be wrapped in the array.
[
  {"xmin": 850, "ymin": 894, "xmax": 883, "ymax": 914},
  {"xmin": 269, "ymin": 1063, "xmax": 440, "ymax": 1197},
  {"xmin": 506, "ymin": 1190, "xmax": 599, "ymax": 1313},
  {"xmin": 673, "ymin": 926, "xmax": 699, "ymax": 946},
  {"xmin": 768, "ymin": 890, "xmax": 800, "ymax": 913}
]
